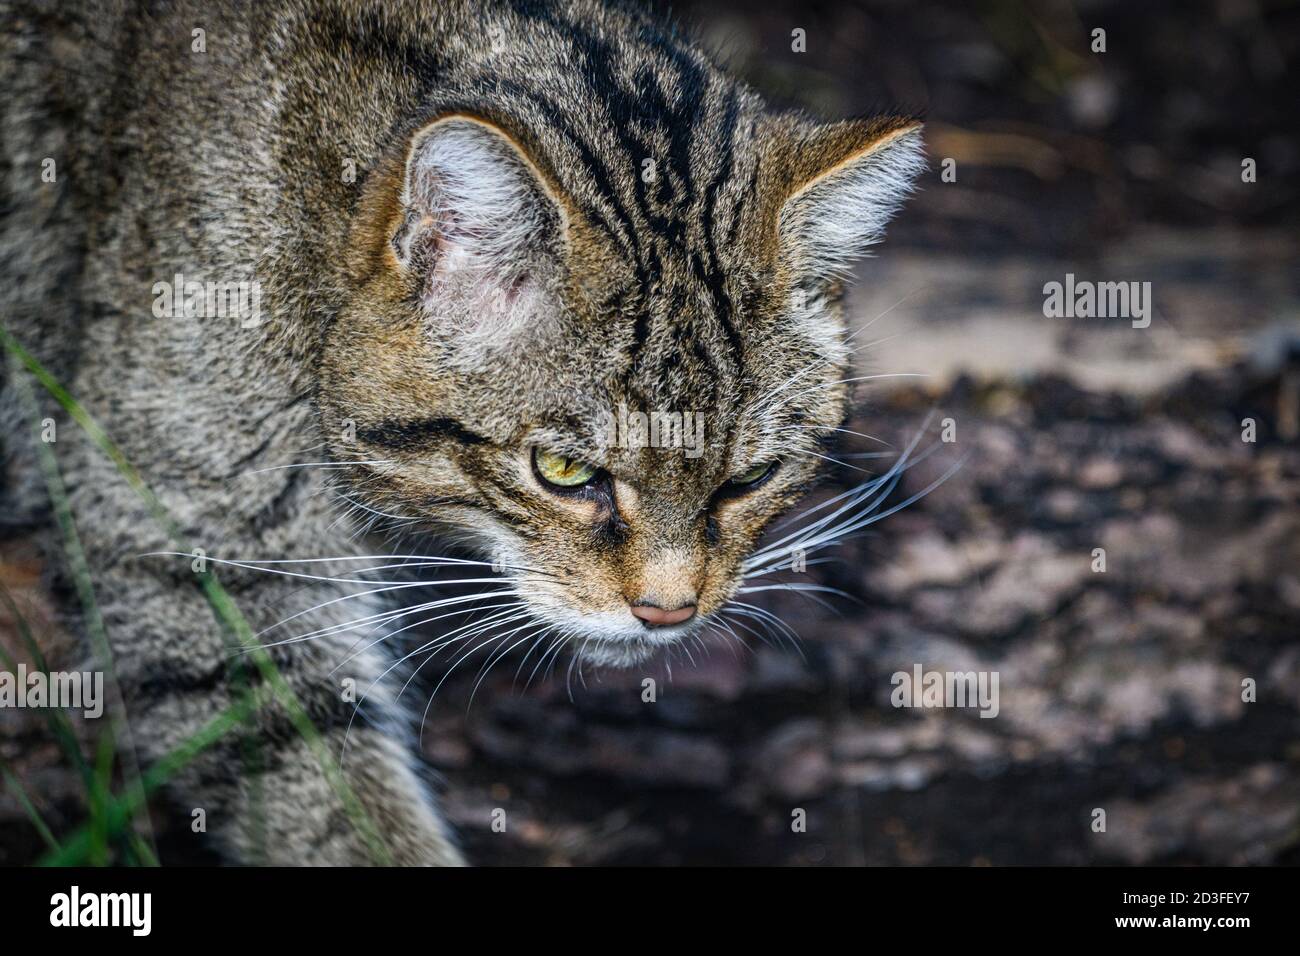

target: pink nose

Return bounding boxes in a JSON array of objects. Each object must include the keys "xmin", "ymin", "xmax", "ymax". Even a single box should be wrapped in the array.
[{"xmin": 630, "ymin": 602, "xmax": 697, "ymax": 627}]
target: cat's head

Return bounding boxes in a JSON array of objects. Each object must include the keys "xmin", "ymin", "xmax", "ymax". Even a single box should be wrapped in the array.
[{"xmin": 320, "ymin": 94, "xmax": 923, "ymax": 666}]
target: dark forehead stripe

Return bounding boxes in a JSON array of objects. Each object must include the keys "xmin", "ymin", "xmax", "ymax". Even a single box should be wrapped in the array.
[
  {"xmin": 492, "ymin": 79, "xmax": 645, "ymax": 275},
  {"xmin": 701, "ymin": 85, "xmax": 740, "ymax": 258},
  {"xmin": 317, "ymin": 6, "xmax": 446, "ymax": 84},
  {"xmin": 693, "ymin": 249, "xmax": 743, "ymax": 363},
  {"xmin": 726, "ymin": 155, "xmax": 761, "ymax": 248},
  {"xmin": 498, "ymin": 3, "xmax": 755, "ymax": 382},
  {"xmin": 358, "ymin": 417, "xmax": 490, "ymax": 449},
  {"xmin": 567, "ymin": 30, "xmax": 703, "ymax": 264},
  {"xmin": 510, "ymin": 3, "xmax": 735, "ymax": 290},
  {"xmin": 628, "ymin": 306, "xmax": 739, "ymax": 438},
  {"xmin": 511, "ymin": 5, "xmax": 679, "ymax": 217}
]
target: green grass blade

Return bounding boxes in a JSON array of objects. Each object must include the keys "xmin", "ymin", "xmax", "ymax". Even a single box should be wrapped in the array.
[
  {"xmin": 6, "ymin": 350, "xmax": 160, "ymax": 862},
  {"xmin": 38, "ymin": 685, "xmax": 266, "ymax": 866},
  {"xmin": 2, "ymin": 324, "xmax": 392, "ymax": 864},
  {"xmin": 1, "ymin": 764, "xmax": 62, "ymax": 853},
  {"xmin": 0, "ymin": 581, "xmax": 96, "ymax": 793},
  {"xmin": 89, "ymin": 725, "xmax": 116, "ymax": 866}
]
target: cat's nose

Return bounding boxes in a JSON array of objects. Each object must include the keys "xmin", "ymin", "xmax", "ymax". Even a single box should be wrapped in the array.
[{"xmin": 630, "ymin": 600, "xmax": 697, "ymax": 627}]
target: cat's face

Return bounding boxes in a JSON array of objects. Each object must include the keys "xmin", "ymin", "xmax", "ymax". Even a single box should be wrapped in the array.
[{"xmin": 320, "ymin": 111, "xmax": 923, "ymax": 665}]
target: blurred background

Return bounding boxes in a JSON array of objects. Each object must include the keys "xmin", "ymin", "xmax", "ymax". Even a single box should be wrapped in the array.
[{"xmin": 3, "ymin": 0, "xmax": 1298, "ymax": 864}]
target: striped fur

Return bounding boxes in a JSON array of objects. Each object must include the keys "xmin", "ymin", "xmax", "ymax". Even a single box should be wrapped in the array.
[{"xmin": 1, "ymin": 0, "xmax": 922, "ymax": 864}]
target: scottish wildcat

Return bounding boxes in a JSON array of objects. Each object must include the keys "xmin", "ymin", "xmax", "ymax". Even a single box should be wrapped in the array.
[{"xmin": 0, "ymin": 0, "xmax": 923, "ymax": 864}]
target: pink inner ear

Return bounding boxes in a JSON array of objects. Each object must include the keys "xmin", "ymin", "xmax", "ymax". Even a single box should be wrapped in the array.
[
  {"xmin": 393, "ymin": 209, "xmax": 485, "ymax": 297},
  {"xmin": 392, "ymin": 119, "xmax": 561, "ymax": 336},
  {"xmin": 503, "ymin": 272, "xmax": 531, "ymax": 305},
  {"xmin": 416, "ymin": 231, "xmax": 540, "ymax": 328}
]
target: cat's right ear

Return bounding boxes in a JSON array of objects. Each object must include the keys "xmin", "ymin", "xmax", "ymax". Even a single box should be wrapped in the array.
[
  {"xmin": 387, "ymin": 115, "xmax": 568, "ymax": 324},
  {"xmin": 769, "ymin": 116, "xmax": 925, "ymax": 285}
]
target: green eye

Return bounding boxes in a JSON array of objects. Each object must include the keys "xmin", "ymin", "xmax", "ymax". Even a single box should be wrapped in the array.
[
  {"xmin": 534, "ymin": 448, "xmax": 598, "ymax": 488},
  {"xmin": 729, "ymin": 461, "xmax": 777, "ymax": 488}
]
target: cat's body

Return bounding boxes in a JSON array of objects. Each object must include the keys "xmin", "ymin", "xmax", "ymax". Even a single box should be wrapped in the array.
[{"xmin": 1, "ymin": 0, "xmax": 922, "ymax": 864}]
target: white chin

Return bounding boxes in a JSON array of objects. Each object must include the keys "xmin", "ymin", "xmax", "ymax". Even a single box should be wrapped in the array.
[
  {"xmin": 577, "ymin": 633, "xmax": 680, "ymax": 668},
  {"xmin": 529, "ymin": 606, "xmax": 697, "ymax": 668}
]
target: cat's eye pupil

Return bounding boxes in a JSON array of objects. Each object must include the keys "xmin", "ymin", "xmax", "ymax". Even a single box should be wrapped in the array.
[{"xmin": 533, "ymin": 448, "xmax": 598, "ymax": 490}]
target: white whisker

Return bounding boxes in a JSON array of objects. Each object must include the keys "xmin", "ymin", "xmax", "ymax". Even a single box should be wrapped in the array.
[{"xmin": 238, "ymin": 459, "xmax": 394, "ymax": 477}]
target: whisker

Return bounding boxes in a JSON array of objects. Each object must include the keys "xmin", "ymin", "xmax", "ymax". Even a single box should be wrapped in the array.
[
  {"xmin": 342, "ymin": 606, "xmax": 529, "ymax": 762},
  {"xmin": 739, "ymin": 582, "xmax": 858, "ymax": 603},
  {"xmin": 524, "ymin": 632, "xmax": 571, "ymax": 692},
  {"xmin": 328, "ymin": 598, "xmax": 523, "ymax": 674},
  {"xmin": 709, "ymin": 615, "xmax": 752, "ymax": 656},
  {"xmin": 255, "ymin": 590, "xmax": 516, "ymax": 652},
  {"xmin": 741, "ymin": 289, "xmax": 920, "ymax": 420},
  {"xmin": 727, "ymin": 600, "xmax": 799, "ymax": 644},
  {"xmin": 716, "ymin": 612, "xmax": 764, "ymax": 652},
  {"xmin": 142, "ymin": 551, "xmax": 542, "ymax": 582},
  {"xmin": 400, "ymin": 607, "xmax": 532, "ymax": 701},
  {"xmin": 256, "ymin": 576, "xmax": 511, "ymax": 637},
  {"xmin": 725, "ymin": 603, "xmax": 804, "ymax": 660},
  {"xmin": 237, "ymin": 459, "xmax": 395, "ymax": 477},
  {"xmin": 467, "ymin": 625, "xmax": 553, "ymax": 709},
  {"xmin": 782, "ymin": 423, "xmax": 891, "ymax": 446},
  {"xmin": 760, "ymin": 414, "xmax": 936, "ymax": 540},
  {"xmin": 340, "ymin": 604, "xmax": 530, "ymax": 762},
  {"xmin": 785, "ymin": 448, "xmax": 878, "ymax": 474},
  {"xmin": 418, "ymin": 613, "xmax": 543, "ymax": 732},
  {"xmin": 807, "ymin": 371, "xmax": 929, "ymax": 393},
  {"xmin": 746, "ymin": 436, "xmax": 925, "ymax": 569}
]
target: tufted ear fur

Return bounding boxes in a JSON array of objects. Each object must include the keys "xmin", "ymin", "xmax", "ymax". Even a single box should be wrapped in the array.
[
  {"xmin": 390, "ymin": 115, "xmax": 567, "ymax": 340},
  {"xmin": 775, "ymin": 118, "xmax": 925, "ymax": 285}
]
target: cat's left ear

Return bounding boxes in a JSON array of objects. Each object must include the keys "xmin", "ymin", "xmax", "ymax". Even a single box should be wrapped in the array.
[
  {"xmin": 387, "ymin": 114, "xmax": 568, "ymax": 319},
  {"xmin": 772, "ymin": 117, "xmax": 925, "ymax": 283}
]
